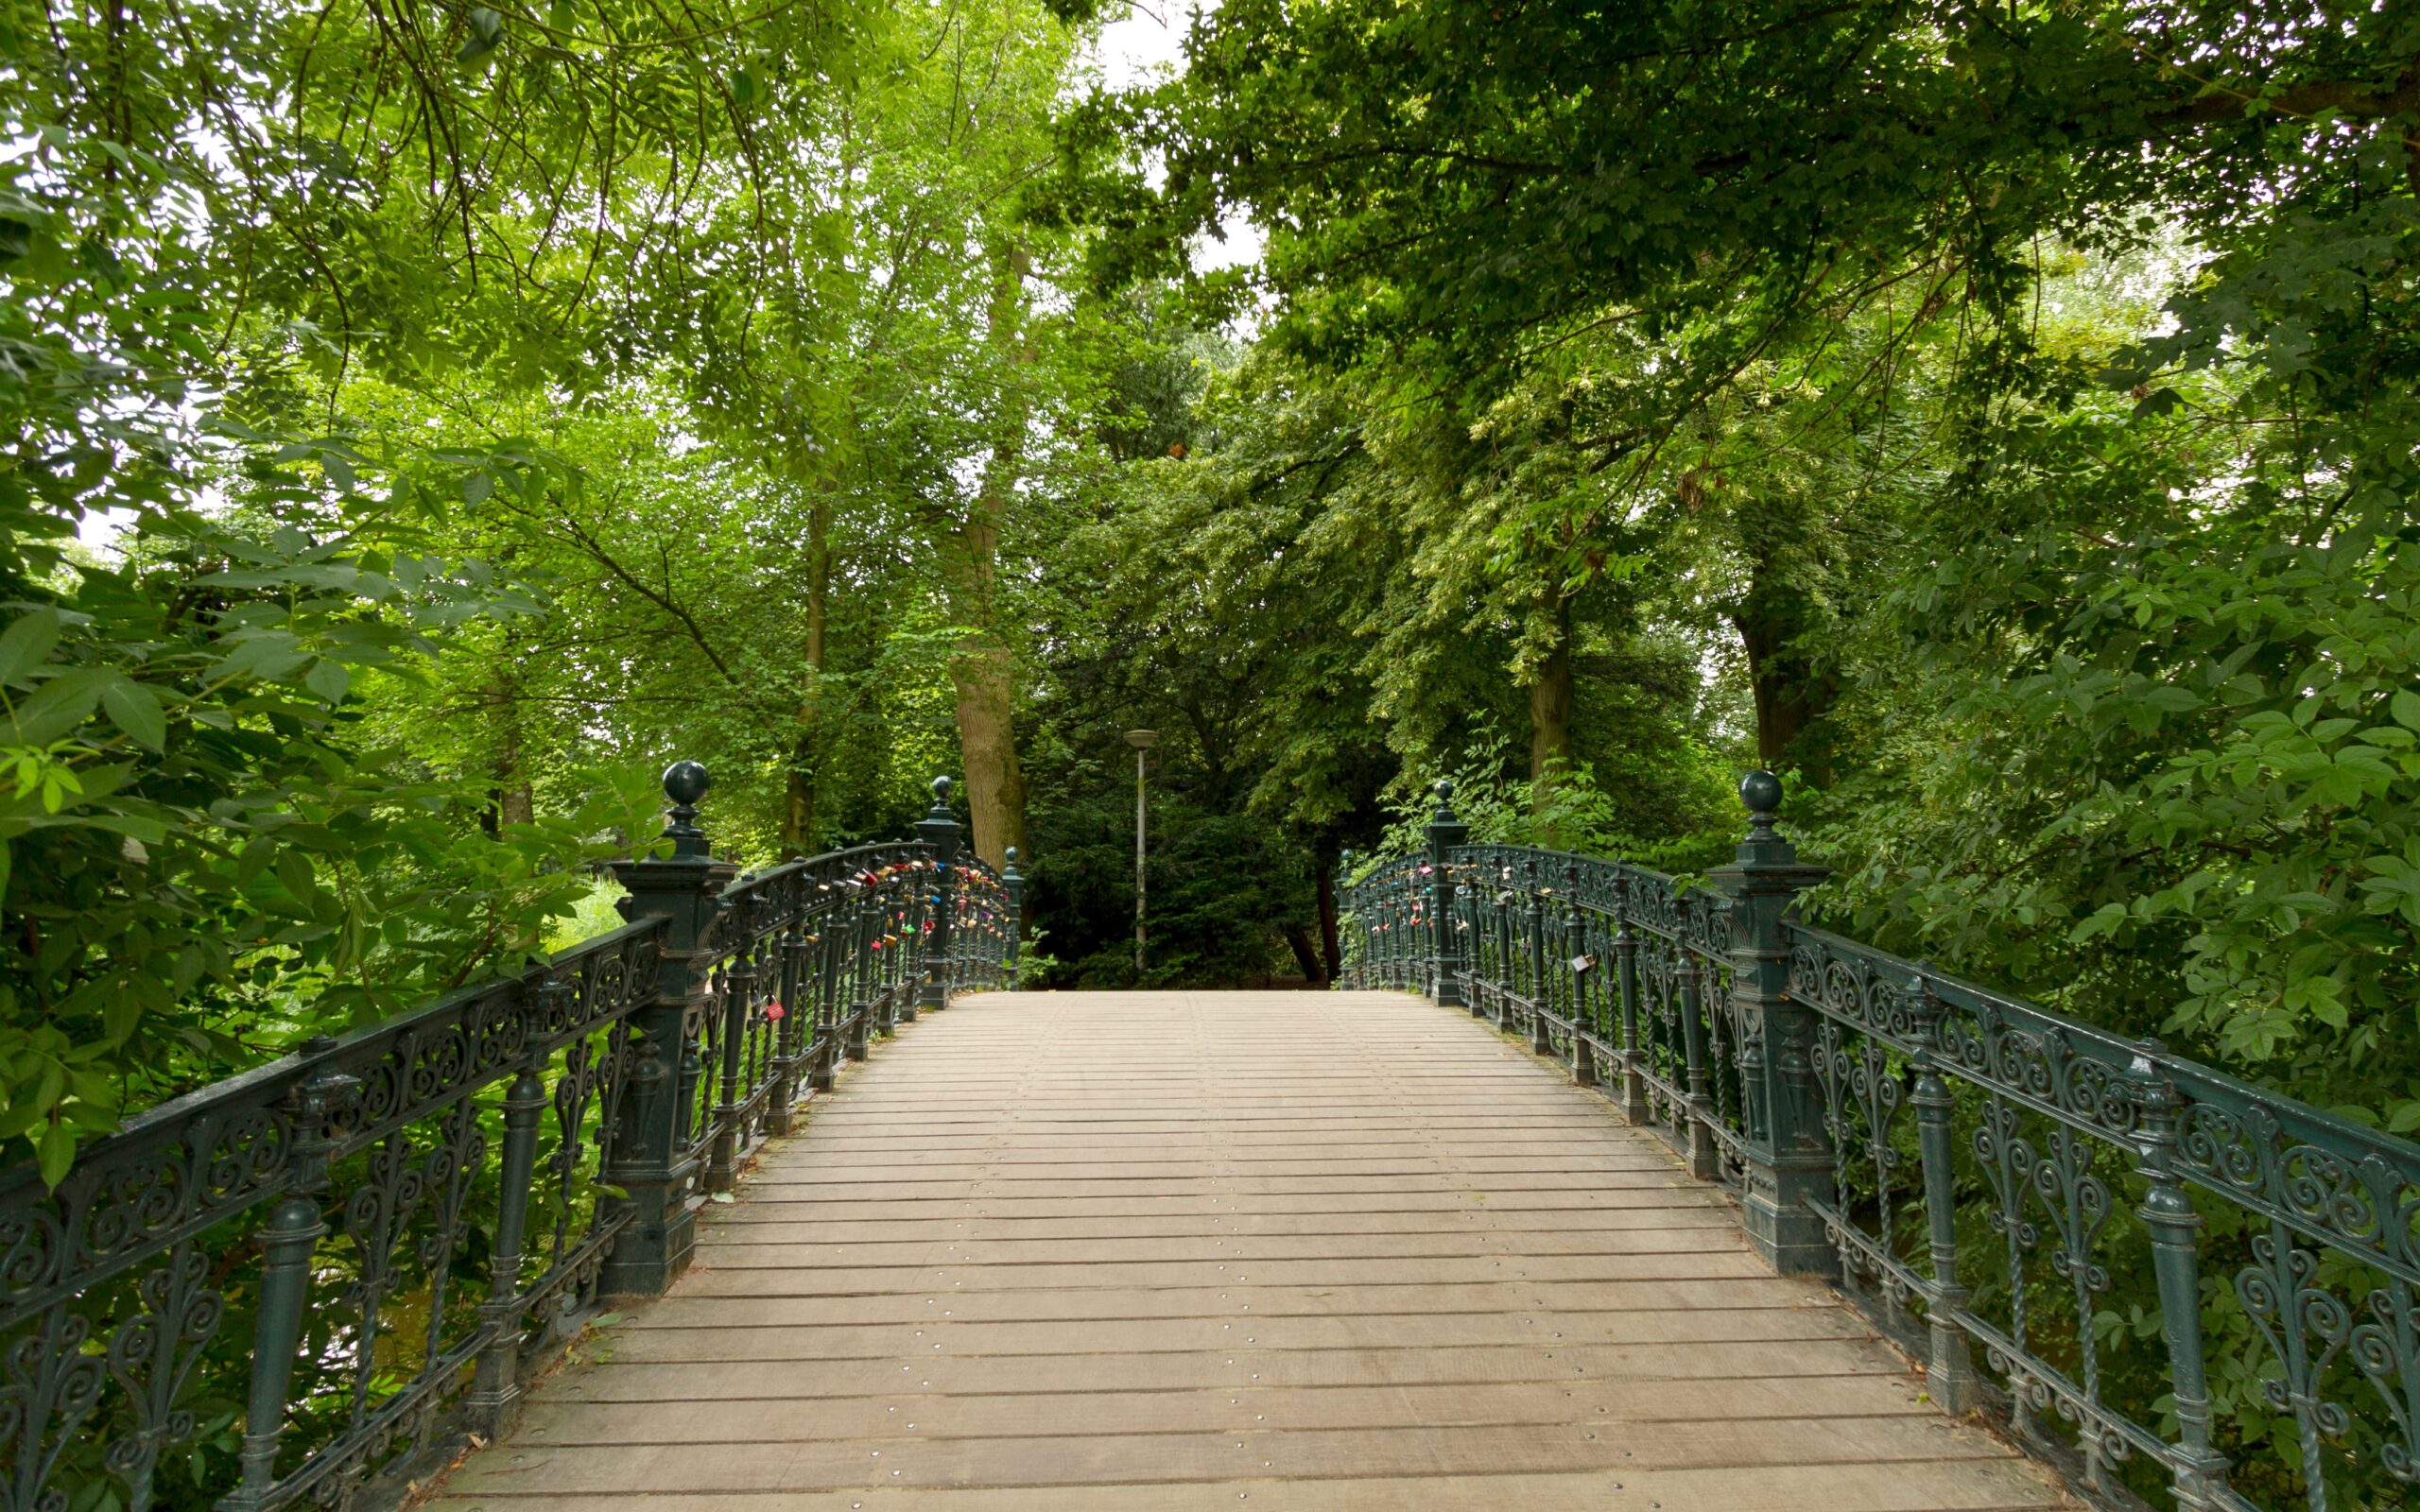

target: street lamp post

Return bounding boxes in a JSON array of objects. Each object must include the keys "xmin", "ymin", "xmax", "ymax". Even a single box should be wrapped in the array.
[{"xmin": 1124, "ymin": 729, "xmax": 1158, "ymax": 978}]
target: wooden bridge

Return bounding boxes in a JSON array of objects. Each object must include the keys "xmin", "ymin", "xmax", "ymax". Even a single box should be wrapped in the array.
[
  {"xmin": 426, "ymin": 990, "xmax": 2060, "ymax": 1511},
  {"xmin": 15, "ymin": 768, "xmax": 2419, "ymax": 1512}
]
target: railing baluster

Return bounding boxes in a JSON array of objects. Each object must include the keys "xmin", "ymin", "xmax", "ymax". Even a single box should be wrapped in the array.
[
  {"xmin": 1677, "ymin": 956, "xmax": 1718, "ymax": 1180},
  {"xmin": 1566, "ymin": 907, "xmax": 1596, "ymax": 1087},
  {"xmin": 220, "ymin": 1041, "xmax": 353, "ymax": 1512},
  {"xmin": 847, "ymin": 885, "xmax": 873, "ymax": 1060},
  {"xmin": 1909, "ymin": 1038, "xmax": 1977, "ymax": 1414},
  {"xmin": 1005, "ymin": 847, "xmax": 1025, "ymax": 988},
  {"xmin": 469, "ymin": 1065, "xmax": 548, "ymax": 1431},
  {"xmin": 1615, "ymin": 919, "xmax": 1647, "ymax": 1124},
  {"xmin": 708, "ymin": 949, "xmax": 752, "ymax": 1193},
  {"xmin": 2134, "ymin": 1057, "xmax": 2236, "ymax": 1511},
  {"xmin": 1528, "ymin": 885, "xmax": 1553, "ymax": 1057},
  {"xmin": 769, "ymin": 919, "xmax": 808, "ymax": 1131}
]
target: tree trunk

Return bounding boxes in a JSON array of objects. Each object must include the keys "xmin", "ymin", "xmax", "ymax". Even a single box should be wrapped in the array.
[
  {"xmin": 950, "ymin": 642, "xmax": 1026, "ymax": 868},
  {"xmin": 1527, "ymin": 590, "xmax": 1576, "ymax": 807},
  {"xmin": 781, "ymin": 482, "xmax": 834, "ymax": 852},
  {"xmin": 1316, "ymin": 864, "xmax": 1341, "ymax": 981},
  {"xmin": 1732, "ymin": 563, "xmax": 1838, "ymax": 782},
  {"xmin": 1284, "ymin": 926, "xmax": 1326, "ymax": 985},
  {"xmin": 480, "ymin": 647, "xmax": 533, "ymax": 834},
  {"xmin": 941, "ymin": 240, "xmax": 1032, "ymax": 868}
]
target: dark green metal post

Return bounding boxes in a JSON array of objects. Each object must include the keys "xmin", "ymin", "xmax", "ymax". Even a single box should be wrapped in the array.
[
  {"xmin": 600, "ymin": 761, "xmax": 729, "ymax": 1300},
  {"xmin": 1426, "ymin": 783, "xmax": 1468, "ymax": 1005},
  {"xmin": 846, "ymin": 885, "xmax": 873, "ymax": 1060},
  {"xmin": 1706, "ymin": 770, "xmax": 1834, "ymax": 1277},
  {"xmin": 707, "ymin": 947, "xmax": 750, "ymax": 1194},
  {"xmin": 1677, "ymin": 956, "xmax": 1718, "ymax": 1180},
  {"xmin": 812, "ymin": 910, "xmax": 841, "ymax": 1089},
  {"xmin": 220, "ymin": 1040, "xmax": 354, "ymax": 1511},
  {"xmin": 2132, "ymin": 1057, "xmax": 2234, "ymax": 1509},
  {"xmin": 879, "ymin": 886, "xmax": 903, "ymax": 1030},
  {"xmin": 1909, "ymin": 1040, "xmax": 1978, "ymax": 1412},
  {"xmin": 1614, "ymin": 921, "xmax": 1647, "ymax": 1121},
  {"xmin": 1527, "ymin": 871, "xmax": 1553, "ymax": 1057},
  {"xmin": 469, "ymin": 1064, "xmax": 546, "ymax": 1431},
  {"xmin": 1003, "ymin": 847, "xmax": 1024, "ymax": 989},
  {"xmin": 1566, "ymin": 906, "xmax": 1597, "ymax": 1087},
  {"xmin": 916, "ymin": 777, "xmax": 960, "ymax": 1014},
  {"xmin": 1480, "ymin": 880, "xmax": 1500, "ymax": 1021},
  {"xmin": 769, "ymin": 921, "xmax": 809, "ymax": 1132}
]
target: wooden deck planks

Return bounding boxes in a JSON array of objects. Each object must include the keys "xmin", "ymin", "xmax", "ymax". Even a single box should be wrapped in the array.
[{"xmin": 427, "ymin": 989, "xmax": 2065, "ymax": 1511}]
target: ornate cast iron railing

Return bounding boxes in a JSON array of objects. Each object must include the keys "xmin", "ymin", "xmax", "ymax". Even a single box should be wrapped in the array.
[
  {"xmin": 0, "ymin": 765, "xmax": 1017, "ymax": 1512},
  {"xmin": 1341, "ymin": 774, "xmax": 2420, "ymax": 1512}
]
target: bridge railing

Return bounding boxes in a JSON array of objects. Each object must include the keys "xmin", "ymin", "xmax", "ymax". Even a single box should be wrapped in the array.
[
  {"xmin": 0, "ymin": 765, "xmax": 1016, "ymax": 1512},
  {"xmin": 1340, "ymin": 774, "xmax": 2420, "ymax": 1512}
]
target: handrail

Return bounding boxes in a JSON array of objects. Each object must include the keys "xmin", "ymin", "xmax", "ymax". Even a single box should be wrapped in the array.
[
  {"xmin": 0, "ymin": 765, "xmax": 1020, "ymax": 1512},
  {"xmin": 1340, "ymin": 773, "xmax": 2420, "ymax": 1512}
]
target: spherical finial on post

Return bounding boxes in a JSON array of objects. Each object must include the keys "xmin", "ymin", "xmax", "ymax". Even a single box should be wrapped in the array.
[
  {"xmin": 929, "ymin": 774, "xmax": 954, "ymax": 809},
  {"xmin": 1739, "ymin": 768, "xmax": 1783, "ymax": 847},
  {"xmin": 1740, "ymin": 768, "xmax": 1782, "ymax": 816},
  {"xmin": 664, "ymin": 760, "xmax": 710, "ymax": 806},
  {"xmin": 662, "ymin": 760, "xmax": 710, "ymax": 857},
  {"xmin": 1003, "ymin": 845, "xmax": 1021, "ymax": 881},
  {"xmin": 1430, "ymin": 777, "xmax": 1460, "ymax": 822}
]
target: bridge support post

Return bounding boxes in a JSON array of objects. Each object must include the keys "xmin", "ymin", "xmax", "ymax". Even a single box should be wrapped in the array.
[
  {"xmin": 1707, "ymin": 771, "xmax": 1835, "ymax": 1278},
  {"xmin": 1426, "ymin": 782, "xmax": 1468, "ymax": 1006},
  {"xmin": 601, "ymin": 761, "xmax": 731, "ymax": 1300},
  {"xmin": 916, "ymin": 777, "xmax": 960, "ymax": 1014}
]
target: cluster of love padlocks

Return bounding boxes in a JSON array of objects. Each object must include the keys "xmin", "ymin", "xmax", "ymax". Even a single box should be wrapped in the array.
[
  {"xmin": 1372, "ymin": 859, "xmax": 1562, "ymax": 933},
  {"xmin": 756, "ymin": 857, "xmax": 945, "ymax": 1022},
  {"xmin": 748, "ymin": 857, "xmax": 1015, "ymax": 1022}
]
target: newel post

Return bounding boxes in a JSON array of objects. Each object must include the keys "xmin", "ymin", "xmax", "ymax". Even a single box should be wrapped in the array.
[
  {"xmin": 1426, "ymin": 781, "xmax": 1469, "ymax": 1006},
  {"xmin": 1706, "ymin": 770, "xmax": 1835, "ymax": 1277},
  {"xmin": 916, "ymin": 776, "xmax": 961, "ymax": 1013},
  {"xmin": 600, "ymin": 760, "xmax": 733, "ymax": 1300}
]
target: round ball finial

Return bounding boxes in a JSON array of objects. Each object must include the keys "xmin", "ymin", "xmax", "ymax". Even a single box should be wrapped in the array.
[
  {"xmin": 1432, "ymin": 779, "xmax": 1454, "ymax": 801},
  {"xmin": 1005, "ymin": 845, "xmax": 1018, "ymax": 863},
  {"xmin": 930, "ymin": 775, "xmax": 953, "ymax": 803},
  {"xmin": 1739, "ymin": 769, "xmax": 1783, "ymax": 816},
  {"xmin": 663, "ymin": 760, "xmax": 711, "ymax": 806}
]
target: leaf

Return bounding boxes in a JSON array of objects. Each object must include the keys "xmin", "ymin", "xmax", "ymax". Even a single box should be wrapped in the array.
[
  {"xmin": 458, "ymin": 9, "xmax": 504, "ymax": 62},
  {"xmin": 303, "ymin": 660, "xmax": 352, "ymax": 705},
  {"xmin": 36, "ymin": 1121, "xmax": 74, "ymax": 1189},
  {"xmin": 100, "ymin": 679, "xmax": 164, "ymax": 751},
  {"xmin": 0, "ymin": 610, "xmax": 60, "ymax": 685},
  {"xmin": 6, "ymin": 667, "xmax": 110, "ymax": 746},
  {"xmin": 2394, "ymin": 690, "xmax": 2420, "ymax": 731},
  {"xmin": 273, "ymin": 850, "xmax": 320, "ymax": 906}
]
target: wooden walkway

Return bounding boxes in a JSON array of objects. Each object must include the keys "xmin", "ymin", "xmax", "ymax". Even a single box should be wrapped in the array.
[{"xmin": 431, "ymin": 991, "xmax": 2065, "ymax": 1511}]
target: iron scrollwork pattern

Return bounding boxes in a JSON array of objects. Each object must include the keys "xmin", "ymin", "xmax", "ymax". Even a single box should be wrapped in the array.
[
  {"xmin": 1341, "ymin": 791, "xmax": 2420, "ymax": 1510},
  {"xmin": 1789, "ymin": 921, "xmax": 2420, "ymax": 1512},
  {"xmin": 1341, "ymin": 843, "xmax": 1747, "ymax": 1192},
  {"xmin": 0, "ymin": 769, "xmax": 1018, "ymax": 1512}
]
